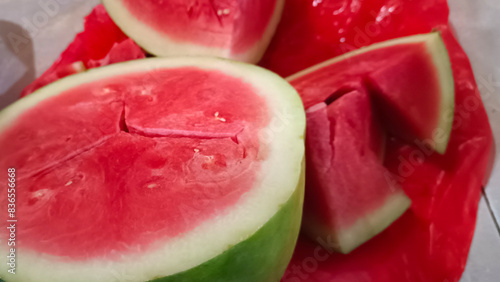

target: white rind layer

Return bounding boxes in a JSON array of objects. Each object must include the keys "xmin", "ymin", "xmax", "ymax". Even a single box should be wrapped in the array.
[
  {"xmin": 102, "ymin": 0, "xmax": 285, "ymax": 63},
  {"xmin": 0, "ymin": 57, "xmax": 305, "ymax": 282},
  {"xmin": 287, "ymin": 32, "xmax": 455, "ymax": 154},
  {"xmin": 303, "ymin": 191, "xmax": 411, "ymax": 254}
]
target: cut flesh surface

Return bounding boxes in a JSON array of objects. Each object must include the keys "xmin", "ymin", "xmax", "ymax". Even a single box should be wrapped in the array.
[
  {"xmin": 0, "ymin": 58, "xmax": 305, "ymax": 281},
  {"xmin": 303, "ymin": 90, "xmax": 411, "ymax": 254},
  {"xmin": 103, "ymin": 0, "xmax": 285, "ymax": 63},
  {"xmin": 288, "ymin": 32, "xmax": 455, "ymax": 154}
]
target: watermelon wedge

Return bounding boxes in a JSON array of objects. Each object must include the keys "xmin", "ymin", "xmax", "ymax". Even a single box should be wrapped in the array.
[
  {"xmin": 288, "ymin": 32, "xmax": 455, "ymax": 154},
  {"xmin": 102, "ymin": 0, "xmax": 285, "ymax": 63},
  {"xmin": 0, "ymin": 57, "xmax": 305, "ymax": 282},
  {"xmin": 304, "ymin": 90, "xmax": 411, "ymax": 254}
]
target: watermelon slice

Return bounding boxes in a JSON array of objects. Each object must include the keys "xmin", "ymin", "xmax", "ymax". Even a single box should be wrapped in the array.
[
  {"xmin": 288, "ymin": 32, "xmax": 455, "ymax": 154},
  {"xmin": 304, "ymin": 90, "xmax": 411, "ymax": 254},
  {"xmin": 102, "ymin": 0, "xmax": 285, "ymax": 63},
  {"xmin": 0, "ymin": 57, "xmax": 305, "ymax": 281}
]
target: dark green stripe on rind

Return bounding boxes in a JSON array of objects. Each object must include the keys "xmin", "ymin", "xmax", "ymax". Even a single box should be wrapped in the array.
[{"xmin": 151, "ymin": 163, "xmax": 305, "ymax": 282}]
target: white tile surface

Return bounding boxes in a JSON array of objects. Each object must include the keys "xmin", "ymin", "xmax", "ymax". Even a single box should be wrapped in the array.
[{"xmin": 461, "ymin": 197, "xmax": 500, "ymax": 282}]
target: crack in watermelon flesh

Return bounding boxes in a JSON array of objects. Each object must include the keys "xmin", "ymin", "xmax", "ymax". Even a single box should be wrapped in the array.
[{"xmin": 1, "ymin": 67, "xmax": 270, "ymax": 260}]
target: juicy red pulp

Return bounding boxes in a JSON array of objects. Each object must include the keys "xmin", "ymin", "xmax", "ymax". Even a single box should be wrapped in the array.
[
  {"xmin": 290, "ymin": 42, "xmax": 441, "ymax": 143},
  {"xmin": 122, "ymin": 0, "xmax": 278, "ymax": 53},
  {"xmin": 304, "ymin": 90, "xmax": 395, "ymax": 231},
  {"xmin": 1, "ymin": 67, "xmax": 270, "ymax": 260}
]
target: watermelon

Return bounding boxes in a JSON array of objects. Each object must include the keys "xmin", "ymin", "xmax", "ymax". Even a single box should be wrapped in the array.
[
  {"xmin": 288, "ymin": 32, "xmax": 455, "ymax": 154},
  {"xmin": 102, "ymin": 0, "xmax": 285, "ymax": 63},
  {"xmin": 303, "ymin": 90, "xmax": 411, "ymax": 254},
  {"xmin": 0, "ymin": 57, "xmax": 305, "ymax": 282},
  {"xmin": 21, "ymin": 5, "xmax": 146, "ymax": 97}
]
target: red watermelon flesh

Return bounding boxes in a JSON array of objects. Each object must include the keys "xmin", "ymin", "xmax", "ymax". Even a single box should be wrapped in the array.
[
  {"xmin": 261, "ymin": 0, "xmax": 494, "ymax": 281},
  {"xmin": 124, "ymin": 68, "xmax": 266, "ymax": 140},
  {"xmin": 2, "ymin": 66, "xmax": 269, "ymax": 260},
  {"xmin": 17, "ymin": 134, "xmax": 258, "ymax": 259},
  {"xmin": 288, "ymin": 32, "xmax": 454, "ymax": 154},
  {"xmin": 120, "ymin": 0, "xmax": 276, "ymax": 53},
  {"xmin": 304, "ymin": 90, "xmax": 410, "ymax": 254},
  {"xmin": 20, "ymin": 5, "xmax": 145, "ymax": 97},
  {"xmin": 102, "ymin": 0, "xmax": 285, "ymax": 63},
  {"xmin": 288, "ymin": 41, "xmax": 440, "ymax": 109}
]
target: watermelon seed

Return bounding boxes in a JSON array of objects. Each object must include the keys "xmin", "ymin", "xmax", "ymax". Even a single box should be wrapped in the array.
[
  {"xmin": 32, "ymin": 189, "xmax": 50, "ymax": 199},
  {"xmin": 147, "ymin": 183, "xmax": 158, "ymax": 189},
  {"xmin": 65, "ymin": 180, "xmax": 73, "ymax": 187},
  {"xmin": 217, "ymin": 8, "xmax": 230, "ymax": 16},
  {"xmin": 214, "ymin": 112, "xmax": 226, "ymax": 122},
  {"xmin": 95, "ymin": 86, "xmax": 120, "ymax": 96}
]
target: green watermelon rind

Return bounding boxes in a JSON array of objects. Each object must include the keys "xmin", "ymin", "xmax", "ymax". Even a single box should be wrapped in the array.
[
  {"xmin": 287, "ymin": 32, "xmax": 455, "ymax": 154},
  {"xmin": 0, "ymin": 165, "xmax": 304, "ymax": 282},
  {"xmin": 303, "ymin": 190, "xmax": 411, "ymax": 254},
  {"xmin": 0, "ymin": 57, "xmax": 306, "ymax": 282},
  {"xmin": 151, "ymin": 162, "xmax": 305, "ymax": 282},
  {"xmin": 426, "ymin": 32, "xmax": 455, "ymax": 154}
]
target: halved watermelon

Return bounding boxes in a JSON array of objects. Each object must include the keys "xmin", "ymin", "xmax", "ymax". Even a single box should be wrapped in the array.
[
  {"xmin": 288, "ymin": 32, "xmax": 455, "ymax": 154},
  {"xmin": 304, "ymin": 90, "xmax": 411, "ymax": 254},
  {"xmin": 0, "ymin": 57, "xmax": 305, "ymax": 281},
  {"xmin": 102, "ymin": 0, "xmax": 285, "ymax": 63}
]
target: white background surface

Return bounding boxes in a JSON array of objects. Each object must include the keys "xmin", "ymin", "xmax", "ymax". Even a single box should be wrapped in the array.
[
  {"xmin": 449, "ymin": 0, "xmax": 500, "ymax": 281},
  {"xmin": 0, "ymin": 0, "xmax": 498, "ymax": 281}
]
